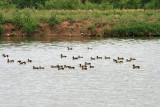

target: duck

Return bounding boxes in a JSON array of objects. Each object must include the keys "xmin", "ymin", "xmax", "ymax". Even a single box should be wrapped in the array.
[
  {"xmin": 33, "ymin": 66, "xmax": 38, "ymax": 69},
  {"xmin": 87, "ymin": 47, "xmax": 92, "ymax": 50},
  {"xmin": 61, "ymin": 54, "xmax": 67, "ymax": 58},
  {"xmin": 105, "ymin": 56, "xmax": 110, "ymax": 59},
  {"xmin": 39, "ymin": 66, "xmax": 44, "ymax": 69},
  {"xmin": 126, "ymin": 59, "xmax": 132, "ymax": 62},
  {"xmin": 113, "ymin": 59, "xmax": 117, "ymax": 62},
  {"xmin": 72, "ymin": 56, "xmax": 78, "ymax": 60},
  {"xmin": 91, "ymin": 57, "xmax": 95, "ymax": 60},
  {"xmin": 90, "ymin": 65, "xmax": 94, "ymax": 68},
  {"xmin": 68, "ymin": 66, "xmax": 75, "ymax": 69},
  {"xmin": 7, "ymin": 59, "xmax": 14, "ymax": 63},
  {"xmin": 58, "ymin": 67, "xmax": 64, "ymax": 70},
  {"xmin": 67, "ymin": 47, "xmax": 72, "ymax": 50},
  {"xmin": 133, "ymin": 64, "xmax": 140, "ymax": 69},
  {"xmin": 130, "ymin": 58, "xmax": 136, "ymax": 60},
  {"xmin": 51, "ymin": 65, "xmax": 58, "ymax": 68},
  {"xmin": 85, "ymin": 62, "xmax": 91, "ymax": 65},
  {"xmin": 64, "ymin": 65, "xmax": 68, "ymax": 68},
  {"xmin": 79, "ymin": 64, "xmax": 87, "ymax": 68},
  {"xmin": 97, "ymin": 56, "xmax": 102, "ymax": 59},
  {"xmin": 18, "ymin": 60, "xmax": 26, "ymax": 65},
  {"xmin": 18, "ymin": 60, "xmax": 22, "ymax": 63},
  {"xmin": 2, "ymin": 54, "xmax": 9, "ymax": 57},
  {"xmin": 27, "ymin": 59, "xmax": 32, "ymax": 63},
  {"xmin": 78, "ymin": 56, "xmax": 83, "ymax": 58},
  {"xmin": 118, "ymin": 57, "xmax": 124, "ymax": 60},
  {"xmin": 115, "ymin": 60, "xmax": 123, "ymax": 63},
  {"xmin": 82, "ymin": 67, "xmax": 87, "ymax": 70}
]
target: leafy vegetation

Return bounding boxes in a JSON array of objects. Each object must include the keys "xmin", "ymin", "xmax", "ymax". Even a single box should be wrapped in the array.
[
  {"xmin": 0, "ymin": 9, "xmax": 160, "ymax": 36},
  {"xmin": 0, "ymin": 25, "xmax": 4, "ymax": 34},
  {"xmin": 0, "ymin": 0, "xmax": 160, "ymax": 10},
  {"xmin": 49, "ymin": 11, "xmax": 58, "ymax": 25},
  {"xmin": 12, "ymin": 9, "xmax": 39, "ymax": 34}
]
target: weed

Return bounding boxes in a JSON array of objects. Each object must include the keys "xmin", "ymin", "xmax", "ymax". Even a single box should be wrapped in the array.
[
  {"xmin": 67, "ymin": 17, "xmax": 75, "ymax": 23},
  {"xmin": 80, "ymin": 29, "xmax": 84, "ymax": 33},
  {"xmin": 87, "ymin": 25, "xmax": 94, "ymax": 31}
]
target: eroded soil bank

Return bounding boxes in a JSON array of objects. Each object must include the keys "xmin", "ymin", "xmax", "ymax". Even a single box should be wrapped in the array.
[{"xmin": 2, "ymin": 20, "xmax": 111, "ymax": 37}]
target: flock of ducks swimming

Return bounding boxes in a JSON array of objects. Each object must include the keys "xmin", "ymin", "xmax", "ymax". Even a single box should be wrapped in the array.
[{"xmin": 2, "ymin": 47, "xmax": 140, "ymax": 70}]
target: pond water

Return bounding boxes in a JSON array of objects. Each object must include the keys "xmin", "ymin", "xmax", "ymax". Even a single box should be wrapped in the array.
[{"xmin": 0, "ymin": 37, "xmax": 160, "ymax": 107}]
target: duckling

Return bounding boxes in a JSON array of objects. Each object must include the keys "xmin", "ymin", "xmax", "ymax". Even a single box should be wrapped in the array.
[
  {"xmin": 27, "ymin": 59, "xmax": 32, "ymax": 63},
  {"xmin": 61, "ymin": 54, "xmax": 67, "ymax": 58},
  {"xmin": 67, "ymin": 47, "xmax": 72, "ymax": 50},
  {"xmin": 126, "ymin": 59, "xmax": 132, "ymax": 62},
  {"xmin": 91, "ymin": 57, "xmax": 95, "ymax": 60},
  {"xmin": 33, "ymin": 66, "xmax": 38, "ymax": 69},
  {"xmin": 115, "ymin": 60, "xmax": 123, "ymax": 63},
  {"xmin": 105, "ymin": 56, "xmax": 110, "ymax": 59},
  {"xmin": 87, "ymin": 47, "xmax": 92, "ymax": 50},
  {"xmin": 72, "ymin": 56, "xmax": 78, "ymax": 60},
  {"xmin": 133, "ymin": 64, "xmax": 140, "ymax": 69},
  {"xmin": 130, "ymin": 58, "xmax": 136, "ymax": 60},
  {"xmin": 7, "ymin": 59, "xmax": 14, "ymax": 63},
  {"xmin": 85, "ymin": 62, "xmax": 91, "ymax": 65},
  {"xmin": 78, "ymin": 56, "xmax": 83, "ymax": 58},
  {"xmin": 97, "ymin": 56, "xmax": 102, "ymax": 59},
  {"xmin": 90, "ymin": 65, "xmax": 94, "ymax": 68},
  {"xmin": 118, "ymin": 57, "xmax": 124, "ymax": 60}
]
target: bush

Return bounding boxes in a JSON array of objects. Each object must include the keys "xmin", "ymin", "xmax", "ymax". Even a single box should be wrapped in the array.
[
  {"xmin": 87, "ymin": 25, "xmax": 94, "ymax": 30},
  {"xmin": 49, "ymin": 11, "xmax": 58, "ymax": 25},
  {"xmin": 0, "ymin": 1, "xmax": 16, "ymax": 9},
  {"xmin": 0, "ymin": 25, "xmax": 4, "ymax": 34},
  {"xmin": 109, "ymin": 22, "xmax": 160, "ymax": 36},
  {"xmin": 12, "ymin": 10, "xmax": 39, "ymax": 34},
  {"xmin": 0, "ymin": 12, "xmax": 5, "ymax": 24}
]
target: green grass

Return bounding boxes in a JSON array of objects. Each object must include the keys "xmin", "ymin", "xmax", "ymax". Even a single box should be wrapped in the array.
[
  {"xmin": 0, "ymin": 9, "xmax": 160, "ymax": 36},
  {"xmin": 0, "ymin": 25, "xmax": 4, "ymax": 34},
  {"xmin": 12, "ymin": 9, "xmax": 39, "ymax": 34}
]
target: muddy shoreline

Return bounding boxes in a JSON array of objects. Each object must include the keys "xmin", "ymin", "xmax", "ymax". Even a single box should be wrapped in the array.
[{"xmin": 1, "ymin": 22, "xmax": 160, "ymax": 37}]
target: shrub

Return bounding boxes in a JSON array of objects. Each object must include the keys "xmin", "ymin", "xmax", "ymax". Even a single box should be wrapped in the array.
[
  {"xmin": 0, "ymin": 12, "xmax": 5, "ymax": 24},
  {"xmin": 67, "ymin": 17, "xmax": 75, "ymax": 23},
  {"xmin": 109, "ymin": 22, "xmax": 160, "ymax": 36},
  {"xmin": 49, "ymin": 11, "xmax": 58, "ymax": 25},
  {"xmin": 12, "ymin": 10, "xmax": 39, "ymax": 34},
  {"xmin": 87, "ymin": 25, "xmax": 94, "ymax": 30},
  {"xmin": 0, "ymin": 25, "xmax": 4, "ymax": 34}
]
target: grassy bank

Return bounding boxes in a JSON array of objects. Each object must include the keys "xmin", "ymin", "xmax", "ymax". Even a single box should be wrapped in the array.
[{"xmin": 0, "ymin": 9, "xmax": 160, "ymax": 37}]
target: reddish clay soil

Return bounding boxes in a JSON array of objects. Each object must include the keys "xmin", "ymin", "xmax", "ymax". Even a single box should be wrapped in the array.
[{"xmin": 2, "ymin": 20, "xmax": 110, "ymax": 37}]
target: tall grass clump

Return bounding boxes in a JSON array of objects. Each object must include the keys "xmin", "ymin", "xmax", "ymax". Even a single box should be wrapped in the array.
[
  {"xmin": 108, "ymin": 22, "xmax": 160, "ymax": 36},
  {"xmin": 12, "ymin": 10, "xmax": 39, "ymax": 34},
  {"xmin": 0, "ymin": 12, "xmax": 5, "ymax": 24},
  {"xmin": 49, "ymin": 11, "xmax": 58, "ymax": 25},
  {"xmin": 0, "ymin": 25, "xmax": 4, "ymax": 34}
]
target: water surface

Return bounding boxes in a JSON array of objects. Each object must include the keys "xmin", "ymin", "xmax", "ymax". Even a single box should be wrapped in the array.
[{"xmin": 0, "ymin": 37, "xmax": 160, "ymax": 107}]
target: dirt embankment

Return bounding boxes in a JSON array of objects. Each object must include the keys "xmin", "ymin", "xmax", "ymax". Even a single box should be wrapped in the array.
[{"xmin": 2, "ymin": 20, "xmax": 111, "ymax": 37}]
